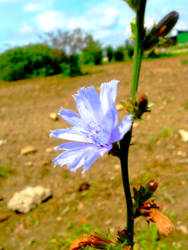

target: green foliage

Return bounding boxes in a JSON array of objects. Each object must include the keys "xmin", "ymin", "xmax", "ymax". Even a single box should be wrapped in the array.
[
  {"xmin": 184, "ymin": 102, "xmax": 188, "ymax": 110},
  {"xmin": 125, "ymin": 41, "xmax": 134, "ymax": 58},
  {"xmin": 0, "ymin": 164, "xmax": 11, "ymax": 178},
  {"xmin": 81, "ymin": 35, "xmax": 103, "ymax": 65},
  {"xmin": 114, "ymin": 47, "xmax": 125, "ymax": 61},
  {"xmin": 93, "ymin": 49, "xmax": 103, "ymax": 65},
  {"xmin": 106, "ymin": 46, "xmax": 114, "ymax": 62},
  {"xmin": 135, "ymin": 224, "xmax": 181, "ymax": 250},
  {"xmin": 69, "ymin": 54, "xmax": 82, "ymax": 77},
  {"xmin": 147, "ymin": 50, "xmax": 160, "ymax": 58},
  {"xmin": 0, "ymin": 44, "xmax": 69, "ymax": 81},
  {"xmin": 181, "ymin": 59, "xmax": 188, "ymax": 65},
  {"xmin": 49, "ymin": 223, "xmax": 181, "ymax": 250}
]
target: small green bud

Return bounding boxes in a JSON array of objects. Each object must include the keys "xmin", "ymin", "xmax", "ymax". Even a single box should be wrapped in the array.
[{"xmin": 123, "ymin": 0, "xmax": 142, "ymax": 11}]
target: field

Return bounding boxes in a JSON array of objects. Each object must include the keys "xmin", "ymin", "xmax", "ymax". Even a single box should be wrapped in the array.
[{"xmin": 0, "ymin": 56, "xmax": 188, "ymax": 249}]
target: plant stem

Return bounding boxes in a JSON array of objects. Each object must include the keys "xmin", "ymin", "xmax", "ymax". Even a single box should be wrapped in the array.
[
  {"xmin": 131, "ymin": 0, "xmax": 147, "ymax": 99},
  {"xmin": 120, "ymin": 3, "xmax": 147, "ymax": 244},
  {"xmin": 119, "ymin": 129, "xmax": 134, "ymax": 245}
]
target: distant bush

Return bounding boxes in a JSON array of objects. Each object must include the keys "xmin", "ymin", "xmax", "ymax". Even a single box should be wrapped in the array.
[
  {"xmin": 93, "ymin": 49, "xmax": 103, "ymax": 65},
  {"xmin": 81, "ymin": 51, "xmax": 94, "ymax": 65},
  {"xmin": 114, "ymin": 47, "xmax": 124, "ymax": 61},
  {"xmin": 106, "ymin": 46, "xmax": 114, "ymax": 62},
  {"xmin": 0, "ymin": 44, "xmax": 70, "ymax": 81},
  {"xmin": 125, "ymin": 41, "xmax": 134, "ymax": 58},
  {"xmin": 69, "ymin": 54, "xmax": 82, "ymax": 77},
  {"xmin": 147, "ymin": 50, "xmax": 160, "ymax": 58},
  {"xmin": 81, "ymin": 35, "xmax": 103, "ymax": 65}
]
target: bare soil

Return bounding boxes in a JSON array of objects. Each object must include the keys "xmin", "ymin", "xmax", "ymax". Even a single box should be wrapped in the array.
[{"xmin": 0, "ymin": 56, "xmax": 188, "ymax": 249}]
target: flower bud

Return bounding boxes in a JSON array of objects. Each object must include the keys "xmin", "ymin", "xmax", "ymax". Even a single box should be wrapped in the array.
[
  {"xmin": 156, "ymin": 11, "xmax": 179, "ymax": 37},
  {"xmin": 133, "ymin": 94, "xmax": 148, "ymax": 119},
  {"xmin": 70, "ymin": 232, "xmax": 114, "ymax": 250},
  {"xmin": 144, "ymin": 11, "xmax": 179, "ymax": 50},
  {"xmin": 138, "ymin": 202, "xmax": 174, "ymax": 236},
  {"xmin": 70, "ymin": 235, "xmax": 91, "ymax": 250},
  {"xmin": 146, "ymin": 180, "xmax": 158, "ymax": 193},
  {"xmin": 146, "ymin": 208, "xmax": 174, "ymax": 236}
]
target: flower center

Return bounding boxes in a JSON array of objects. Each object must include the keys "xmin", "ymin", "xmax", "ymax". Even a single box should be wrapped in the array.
[{"xmin": 86, "ymin": 122, "xmax": 110, "ymax": 147}]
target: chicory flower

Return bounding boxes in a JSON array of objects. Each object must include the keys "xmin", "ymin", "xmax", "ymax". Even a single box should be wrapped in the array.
[{"xmin": 50, "ymin": 80, "xmax": 132, "ymax": 173}]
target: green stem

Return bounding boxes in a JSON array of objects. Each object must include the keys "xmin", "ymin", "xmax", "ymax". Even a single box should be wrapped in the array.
[
  {"xmin": 119, "ymin": 129, "xmax": 134, "ymax": 245},
  {"xmin": 131, "ymin": 0, "xmax": 147, "ymax": 99}
]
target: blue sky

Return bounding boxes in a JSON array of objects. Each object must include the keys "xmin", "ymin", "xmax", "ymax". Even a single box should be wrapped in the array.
[{"xmin": 0, "ymin": 0, "xmax": 187, "ymax": 52}]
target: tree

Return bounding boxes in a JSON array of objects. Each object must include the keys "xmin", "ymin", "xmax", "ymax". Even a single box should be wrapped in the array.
[
  {"xmin": 43, "ymin": 28, "xmax": 91, "ymax": 54},
  {"xmin": 106, "ymin": 46, "xmax": 114, "ymax": 62},
  {"xmin": 82, "ymin": 35, "xmax": 103, "ymax": 65}
]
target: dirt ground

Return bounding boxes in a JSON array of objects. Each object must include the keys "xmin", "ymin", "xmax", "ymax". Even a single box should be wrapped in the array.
[{"xmin": 0, "ymin": 56, "xmax": 188, "ymax": 249}]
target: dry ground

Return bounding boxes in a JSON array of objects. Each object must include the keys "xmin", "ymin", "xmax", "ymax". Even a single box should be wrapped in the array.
[{"xmin": 0, "ymin": 56, "xmax": 188, "ymax": 249}]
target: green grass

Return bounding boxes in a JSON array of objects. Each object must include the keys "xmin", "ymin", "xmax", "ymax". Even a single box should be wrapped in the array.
[
  {"xmin": 48, "ymin": 223, "xmax": 184, "ymax": 250},
  {"xmin": 183, "ymin": 103, "xmax": 188, "ymax": 110},
  {"xmin": 0, "ymin": 164, "xmax": 11, "ymax": 178},
  {"xmin": 181, "ymin": 59, "xmax": 188, "ymax": 65},
  {"xmin": 147, "ymin": 127, "xmax": 175, "ymax": 145}
]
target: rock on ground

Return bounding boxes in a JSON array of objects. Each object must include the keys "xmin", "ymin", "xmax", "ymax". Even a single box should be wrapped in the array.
[
  {"xmin": 49, "ymin": 113, "xmax": 59, "ymax": 121},
  {"xmin": 7, "ymin": 186, "xmax": 52, "ymax": 213},
  {"xmin": 179, "ymin": 129, "xmax": 188, "ymax": 142},
  {"xmin": 21, "ymin": 146, "xmax": 37, "ymax": 155}
]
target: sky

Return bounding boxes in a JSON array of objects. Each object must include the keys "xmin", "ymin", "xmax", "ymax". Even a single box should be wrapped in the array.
[{"xmin": 0, "ymin": 0, "xmax": 187, "ymax": 52}]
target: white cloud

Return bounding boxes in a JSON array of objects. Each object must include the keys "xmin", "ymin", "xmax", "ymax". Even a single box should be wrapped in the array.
[
  {"xmin": 170, "ymin": 20, "xmax": 188, "ymax": 36},
  {"xmin": 19, "ymin": 24, "xmax": 34, "ymax": 35},
  {"xmin": 145, "ymin": 18, "xmax": 155, "ymax": 30},
  {"xmin": 35, "ymin": 10, "xmax": 64, "ymax": 32},
  {"xmin": 24, "ymin": 3, "xmax": 42, "ymax": 12},
  {"xmin": 67, "ymin": 7, "xmax": 120, "ymax": 33},
  {"xmin": 176, "ymin": 20, "xmax": 187, "ymax": 31},
  {"xmin": 0, "ymin": 0, "xmax": 22, "ymax": 2}
]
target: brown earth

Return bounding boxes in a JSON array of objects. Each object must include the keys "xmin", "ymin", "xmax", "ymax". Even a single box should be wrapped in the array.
[{"xmin": 0, "ymin": 56, "xmax": 188, "ymax": 249}]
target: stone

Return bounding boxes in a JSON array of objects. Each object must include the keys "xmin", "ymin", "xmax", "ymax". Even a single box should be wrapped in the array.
[
  {"xmin": 0, "ymin": 139, "xmax": 7, "ymax": 146},
  {"xmin": 179, "ymin": 129, "xmax": 188, "ymax": 142},
  {"xmin": 133, "ymin": 122, "xmax": 139, "ymax": 128},
  {"xmin": 105, "ymin": 219, "xmax": 112, "ymax": 225},
  {"xmin": 46, "ymin": 147, "xmax": 53, "ymax": 153},
  {"xmin": 7, "ymin": 186, "xmax": 52, "ymax": 213},
  {"xmin": 77, "ymin": 203, "xmax": 84, "ymax": 210},
  {"xmin": 0, "ymin": 214, "xmax": 11, "ymax": 223},
  {"xmin": 176, "ymin": 224, "xmax": 188, "ymax": 234},
  {"xmin": 177, "ymin": 151, "xmax": 186, "ymax": 157},
  {"xmin": 25, "ymin": 161, "xmax": 33, "ymax": 167},
  {"xmin": 78, "ymin": 182, "xmax": 90, "ymax": 192},
  {"xmin": 49, "ymin": 113, "xmax": 59, "ymax": 121},
  {"xmin": 114, "ymin": 164, "xmax": 120, "ymax": 170},
  {"xmin": 116, "ymin": 104, "xmax": 124, "ymax": 111},
  {"xmin": 56, "ymin": 216, "xmax": 63, "ymax": 222},
  {"xmin": 21, "ymin": 146, "xmax": 37, "ymax": 155}
]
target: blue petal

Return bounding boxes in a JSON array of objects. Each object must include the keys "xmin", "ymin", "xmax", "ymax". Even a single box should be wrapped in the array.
[
  {"xmin": 53, "ymin": 144, "xmax": 100, "ymax": 172},
  {"xmin": 59, "ymin": 109, "xmax": 85, "ymax": 127},
  {"xmin": 102, "ymin": 104, "xmax": 118, "ymax": 136},
  {"xmin": 50, "ymin": 127, "xmax": 91, "ymax": 143},
  {"xmin": 73, "ymin": 86, "xmax": 102, "ymax": 124},
  {"xmin": 98, "ymin": 144, "xmax": 112, "ymax": 156},
  {"xmin": 111, "ymin": 115, "xmax": 133, "ymax": 142},
  {"xmin": 54, "ymin": 142, "xmax": 92, "ymax": 150},
  {"xmin": 100, "ymin": 80, "xmax": 119, "ymax": 116},
  {"xmin": 82, "ymin": 152, "xmax": 100, "ymax": 173}
]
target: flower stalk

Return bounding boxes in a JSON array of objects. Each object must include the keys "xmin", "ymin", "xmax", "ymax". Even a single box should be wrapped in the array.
[
  {"xmin": 131, "ymin": 0, "xmax": 146, "ymax": 99},
  {"xmin": 119, "ymin": 129, "xmax": 134, "ymax": 245},
  {"xmin": 120, "ymin": 1, "xmax": 147, "ymax": 246}
]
